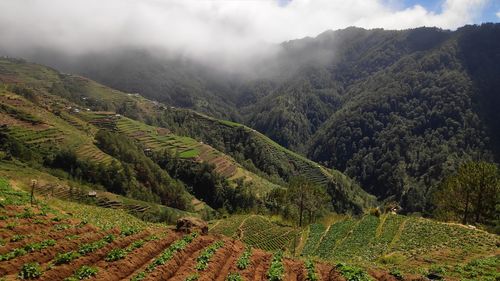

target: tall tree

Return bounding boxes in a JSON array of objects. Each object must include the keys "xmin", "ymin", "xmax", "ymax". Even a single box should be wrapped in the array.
[
  {"xmin": 287, "ymin": 176, "xmax": 331, "ymax": 226},
  {"xmin": 433, "ymin": 161, "xmax": 499, "ymax": 225}
]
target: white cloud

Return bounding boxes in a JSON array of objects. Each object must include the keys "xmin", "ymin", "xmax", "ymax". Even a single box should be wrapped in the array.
[
  {"xmin": 496, "ymin": 11, "xmax": 500, "ymax": 18},
  {"xmin": 0, "ymin": 0, "xmax": 489, "ymax": 63}
]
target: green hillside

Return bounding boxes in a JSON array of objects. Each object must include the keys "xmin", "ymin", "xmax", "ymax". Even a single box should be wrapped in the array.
[{"xmin": 0, "ymin": 57, "xmax": 375, "ymax": 214}]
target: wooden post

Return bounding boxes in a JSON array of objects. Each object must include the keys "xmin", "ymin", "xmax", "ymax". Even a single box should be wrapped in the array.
[{"xmin": 30, "ymin": 180, "xmax": 37, "ymax": 206}]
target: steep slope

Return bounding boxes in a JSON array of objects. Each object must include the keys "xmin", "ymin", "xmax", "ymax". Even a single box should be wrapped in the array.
[
  {"xmin": 307, "ymin": 26, "xmax": 496, "ymax": 212},
  {"xmin": 0, "ymin": 58, "xmax": 375, "ymax": 213},
  {"xmin": 1, "ymin": 178, "xmax": 498, "ymax": 281},
  {"xmin": 28, "ymin": 24, "xmax": 500, "ymax": 215}
]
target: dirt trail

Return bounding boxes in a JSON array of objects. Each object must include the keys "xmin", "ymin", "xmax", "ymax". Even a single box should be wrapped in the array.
[
  {"xmin": 40, "ymin": 229, "xmax": 150, "ymax": 281},
  {"xmin": 143, "ymin": 235, "xmax": 214, "ymax": 281},
  {"xmin": 91, "ymin": 230, "xmax": 179, "ymax": 281}
]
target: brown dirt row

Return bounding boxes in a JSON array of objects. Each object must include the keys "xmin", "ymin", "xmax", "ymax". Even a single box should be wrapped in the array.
[
  {"xmin": 144, "ymin": 235, "xmax": 215, "ymax": 281},
  {"xmin": 316, "ymin": 263, "xmax": 346, "ymax": 281},
  {"xmin": 212, "ymin": 240, "xmax": 246, "ymax": 281},
  {"xmin": 89, "ymin": 230, "xmax": 180, "ymax": 281},
  {"xmin": 197, "ymin": 239, "xmax": 238, "ymax": 281},
  {"xmin": 39, "ymin": 229, "xmax": 151, "ymax": 281},
  {"xmin": 0, "ymin": 223, "xmax": 95, "ymax": 254},
  {"xmin": 0, "ymin": 218, "xmax": 62, "ymax": 239},
  {"xmin": 0, "ymin": 227, "xmax": 111, "ymax": 277},
  {"xmin": 283, "ymin": 258, "xmax": 307, "ymax": 281},
  {"xmin": 240, "ymin": 248, "xmax": 272, "ymax": 281}
]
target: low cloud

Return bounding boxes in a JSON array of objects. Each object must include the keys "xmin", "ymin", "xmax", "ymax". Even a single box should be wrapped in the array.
[{"xmin": 0, "ymin": 0, "xmax": 489, "ymax": 66}]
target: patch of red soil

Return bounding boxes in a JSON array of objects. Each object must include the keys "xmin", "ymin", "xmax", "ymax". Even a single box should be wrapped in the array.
[
  {"xmin": 0, "ymin": 226, "xmax": 106, "ymax": 277},
  {"xmin": 212, "ymin": 241, "xmax": 246, "ymax": 281},
  {"xmin": 0, "ymin": 224, "xmax": 96, "ymax": 255},
  {"xmin": 144, "ymin": 235, "xmax": 214, "ymax": 281},
  {"xmin": 39, "ymin": 229, "xmax": 149, "ymax": 281},
  {"xmin": 90, "ymin": 230, "xmax": 180, "ymax": 281},
  {"xmin": 197, "ymin": 239, "xmax": 240, "ymax": 281},
  {"xmin": 240, "ymin": 248, "xmax": 272, "ymax": 281},
  {"xmin": 283, "ymin": 258, "xmax": 306, "ymax": 281},
  {"xmin": 316, "ymin": 263, "xmax": 346, "ymax": 281}
]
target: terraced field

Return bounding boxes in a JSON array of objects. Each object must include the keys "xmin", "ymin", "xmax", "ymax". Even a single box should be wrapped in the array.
[
  {"xmin": 210, "ymin": 215, "xmax": 300, "ymax": 252},
  {"xmin": 83, "ymin": 112, "xmax": 279, "ymax": 195},
  {"xmin": 0, "ymin": 179, "xmax": 380, "ymax": 281},
  {"xmin": 301, "ymin": 214, "xmax": 499, "ymax": 270},
  {"xmin": 0, "ymin": 89, "xmax": 116, "ymax": 165}
]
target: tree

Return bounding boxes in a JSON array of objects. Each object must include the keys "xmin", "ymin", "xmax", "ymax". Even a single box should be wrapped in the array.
[
  {"xmin": 433, "ymin": 161, "xmax": 499, "ymax": 225},
  {"xmin": 287, "ymin": 176, "xmax": 331, "ymax": 226}
]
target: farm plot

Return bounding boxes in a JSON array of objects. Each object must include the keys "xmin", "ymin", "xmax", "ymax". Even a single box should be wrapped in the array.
[
  {"xmin": 316, "ymin": 219, "xmax": 357, "ymax": 259},
  {"xmin": 210, "ymin": 215, "xmax": 299, "ymax": 252},
  {"xmin": 301, "ymin": 223, "xmax": 327, "ymax": 256}
]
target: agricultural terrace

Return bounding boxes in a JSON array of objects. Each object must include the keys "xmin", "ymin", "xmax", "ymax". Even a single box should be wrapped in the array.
[
  {"xmin": 0, "ymin": 90, "xmax": 115, "ymax": 164},
  {"xmin": 84, "ymin": 112, "xmax": 279, "ymax": 195},
  {"xmin": 210, "ymin": 215, "xmax": 300, "ymax": 252},
  {"xmin": 0, "ymin": 178, "xmax": 373, "ymax": 281},
  {"xmin": 301, "ymin": 214, "xmax": 499, "ymax": 275}
]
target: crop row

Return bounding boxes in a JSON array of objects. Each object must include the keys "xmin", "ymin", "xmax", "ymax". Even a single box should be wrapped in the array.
[{"xmin": 131, "ymin": 232, "xmax": 198, "ymax": 281}]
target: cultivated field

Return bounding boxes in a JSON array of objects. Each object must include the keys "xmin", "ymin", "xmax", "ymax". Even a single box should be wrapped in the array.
[{"xmin": 0, "ymin": 179, "xmax": 370, "ymax": 281}]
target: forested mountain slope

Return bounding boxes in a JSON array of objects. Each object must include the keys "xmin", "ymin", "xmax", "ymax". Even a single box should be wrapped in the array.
[{"xmin": 38, "ymin": 23, "xmax": 500, "ymax": 214}]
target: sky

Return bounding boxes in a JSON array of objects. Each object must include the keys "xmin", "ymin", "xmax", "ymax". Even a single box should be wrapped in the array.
[{"xmin": 0, "ymin": 0, "xmax": 498, "ymax": 63}]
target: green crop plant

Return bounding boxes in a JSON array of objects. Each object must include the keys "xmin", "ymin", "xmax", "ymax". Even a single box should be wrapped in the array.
[
  {"xmin": 195, "ymin": 241, "xmax": 224, "ymax": 271},
  {"xmin": 54, "ymin": 251, "xmax": 81, "ymax": 265},
  {"xmin": 131, "ymin": 233, "xmax": 198, "ymax": 280},
  {"xmin": 105, "ymin": 248, "xmax": 126, "ymax": 262},
  {"xmin": 226, "ymin": 273, "xmax": 243, "ymax": 281},
  {"xmin": 78, "ymin": 234, "xmax": 114, "ymax": 255},
  {"xmin": 10, "ymin": 234, "xmax": 29, "ymax": 242},
  {"xmin": 267, "ymin": 251, "xmax": 284, "ymax": 281},
  {"xmin": 18, "ymin": 262, "xmax": 42, "ymax": 279},
  {"xmin": 185, "ymin": 274, "xmax": 199, "ymax": 281},
  {"xmin": 304, "ymin": 260, "xmax": 318, "ymax": 281},
  {"xmin": 236, "ymin": 247, "xmax": 252, "ymax": 270},
  {"xmin": 65, "ymin": 265, "xmax": 98, "ymax": 280},
  {"xmin": 335, "ymin": 263, "xmax": 373, "ymax": 281}
]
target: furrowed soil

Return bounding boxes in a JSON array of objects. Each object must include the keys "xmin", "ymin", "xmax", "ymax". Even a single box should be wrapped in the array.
[{"xmin": 0, "ymin": 206, "xmax": 416, "ymax": 281}]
